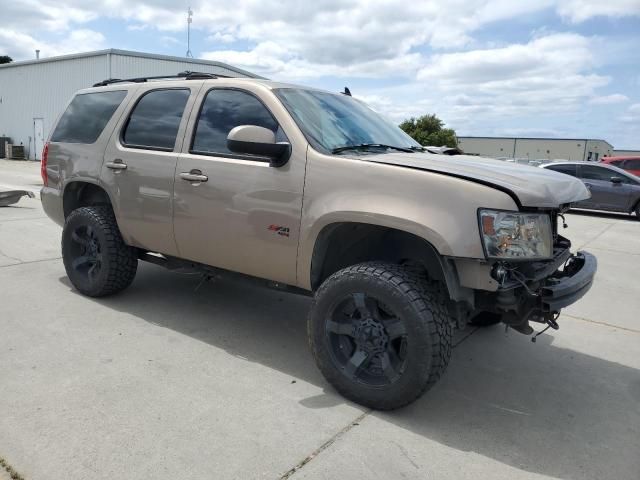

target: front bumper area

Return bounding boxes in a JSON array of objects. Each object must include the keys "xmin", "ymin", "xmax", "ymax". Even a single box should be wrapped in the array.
[
  {"xmin": 541, "ymin": 251, "xmax": 597, "ymax": 312},
  {"xmin": 480, "ymin": 246, "xmax": 598, "ymax": 334}
]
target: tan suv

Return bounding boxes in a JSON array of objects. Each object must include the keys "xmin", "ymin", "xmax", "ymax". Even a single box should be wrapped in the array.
[{"xmin": 41, "ymin": 72, "xmax": 597, "ymax": 409}]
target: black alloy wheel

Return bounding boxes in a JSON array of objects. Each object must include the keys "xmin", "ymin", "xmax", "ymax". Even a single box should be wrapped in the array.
[
  {"xmin": 68, "ymin": 224, "xmax": 103, "ymax": 284},
  {"xmin": 308, "ymin": 262, "xmax": 453, "ymax": 410},
  {"xmin": 326, "ymin": 292, "xmax": 408, "ymax": 387},
  {"xmin": 62, "ymin": 206, "xmax": 138, "ymax": 297}
]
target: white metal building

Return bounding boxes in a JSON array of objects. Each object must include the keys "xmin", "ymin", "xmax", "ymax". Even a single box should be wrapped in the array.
[
  {"xmin": 457, "ymin": 136, "xmax": 614, "ymax": 162},
  {"xmin": 612, "ymin": 149, "xmax": 640, "ymax": 157},
  {"xmin": 0, "ymin": 49, "xmax": 260, "ymax": 160}
]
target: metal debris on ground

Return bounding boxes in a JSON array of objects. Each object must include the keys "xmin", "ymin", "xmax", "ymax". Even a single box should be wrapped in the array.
[{"xmin": 0, "ymin": 190, "xmax": 35, "ymax": 207}]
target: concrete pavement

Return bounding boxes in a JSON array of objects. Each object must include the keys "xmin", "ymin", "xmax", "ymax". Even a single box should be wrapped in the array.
[{"xmin": 0, "ymin": 160, "xmax": 639, "ymax": 479}]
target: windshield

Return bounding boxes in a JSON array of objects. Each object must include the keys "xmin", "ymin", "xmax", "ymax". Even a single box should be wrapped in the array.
[{"xmin": 275, "ymin": 88, "xmax": 421, "ymax": 154}]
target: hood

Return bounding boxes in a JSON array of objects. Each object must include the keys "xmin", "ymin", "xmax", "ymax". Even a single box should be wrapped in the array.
[{"xmin": 361, "ymin": 152, "xmax": 590, "ymax": 208}]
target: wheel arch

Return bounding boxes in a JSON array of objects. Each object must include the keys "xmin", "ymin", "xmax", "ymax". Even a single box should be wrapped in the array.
[
  {"xmin": 62, "ymin": 180, "xmax": 114, "ymax": 218},
  {"xmin": 307, "ymin": 221, "xmax": 469, "ymax": 303}
]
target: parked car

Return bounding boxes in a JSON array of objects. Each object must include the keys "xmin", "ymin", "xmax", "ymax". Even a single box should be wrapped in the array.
[
  {"xmin": 41, "ymin": 73, "xmax": 597, "ymax": 409},
  {"xmin": 600, "ymin": 156, "xmax": 640, "ymax": 177},
  {"xmin": 541, "ymin": 161, "xmax": 640, "ymax": 218}
]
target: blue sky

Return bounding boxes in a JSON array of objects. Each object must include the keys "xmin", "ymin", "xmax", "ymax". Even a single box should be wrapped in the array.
[{"xmin": 2, "ymin": 1, "xmax": 639, "ymax": 147}]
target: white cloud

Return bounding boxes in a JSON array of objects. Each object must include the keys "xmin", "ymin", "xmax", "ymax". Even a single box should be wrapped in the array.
[
  {"xmin": 556, "ymin": 0, "xmax": 640, "ymax": 23},
  {"xmin": 0, "ymin": 0, "xmax": 638, "ymax": 145},
  {"xmin": 159, "ymin": 36, "xmax": 181, "ymax": 46},
  {"xmin": 2, "ymin": 1, "xmax": 639, "ymax": 77},
  {"xmin": 417, "ymin": 33, "xmax": 595, "ymax": 84},
  {"xmin": 411, "ymin": 33, "xmax": 610, "ymax": 125},
  {"xmin": 0, "ymin": 29, "xmax": 106, "ymax": 60},
  {"xmin": 588, "ymin": 94, "xmax": 630, "ymax": 105},
  {"xmin": 207, "ymin": 32, "xmax": 236, "ymax": 44}
]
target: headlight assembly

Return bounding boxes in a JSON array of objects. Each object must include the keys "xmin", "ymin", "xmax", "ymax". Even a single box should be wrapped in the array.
[{"xmin": 479, "ymin": 209, "xmax": 552, "ymax": 260}]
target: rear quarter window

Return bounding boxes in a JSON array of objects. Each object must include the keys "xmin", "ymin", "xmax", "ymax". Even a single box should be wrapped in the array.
[
  {"xmin": 546, "ymin": 164, "xmax": 578, "ymax": 177},
  {"xmin": 51, "ymin": 90, "xmax": 127, "ymax": 144}
]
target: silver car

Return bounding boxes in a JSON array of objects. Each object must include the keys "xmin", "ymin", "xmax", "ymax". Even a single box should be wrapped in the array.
[{"xmin": 541, "ymin": 162, "xmax": 640, "ymax": 218}]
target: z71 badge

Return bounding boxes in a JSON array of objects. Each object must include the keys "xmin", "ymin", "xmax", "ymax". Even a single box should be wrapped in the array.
[{"xmin": 268, "ymin": 225, "xmax": 290, "ymax": 237}]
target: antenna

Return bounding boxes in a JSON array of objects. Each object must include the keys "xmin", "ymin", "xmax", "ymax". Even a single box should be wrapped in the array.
[{"xmin": 186, "ymin": 7, "xmax": 194, "ymax": 58}]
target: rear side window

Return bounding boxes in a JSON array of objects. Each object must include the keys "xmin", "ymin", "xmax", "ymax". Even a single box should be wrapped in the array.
[
  {"xmin": 625, "ymin": 159, "xmax": 640, "ymax": 169},
  {"xmin": 581, "ymin": 165, "xmax": 615, "ymax": 181},
  {"xmin": 122, "ymin": 89, "xmax": 190, "ymax": 151},
  {"xmin": 546, "ymin": 164, "xmax": 578, "ymax": 177},
  {"xmin": 610, "ymin": 160, "xmax": 624, "ymax": 166},
  {"xmin": 51, "ymin": 91, "xmax": 127, "ymax": 144},
  {"xmin": 191, "ymin": 89, "xmax": 280, "ymax": 156}
]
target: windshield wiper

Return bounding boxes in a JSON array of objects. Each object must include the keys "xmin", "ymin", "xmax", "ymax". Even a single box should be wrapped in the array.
[
  {"xmin": 408, "ymin": 145, "xmax": 425, "ymax": 151},
  {"xmin": 331, "ymin": 143, "xmax": 414, "ymax": 154}
]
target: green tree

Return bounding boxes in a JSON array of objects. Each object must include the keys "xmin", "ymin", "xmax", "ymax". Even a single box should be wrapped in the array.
[
  {"xmin": 399, "ymin": 114, "xmax": 457, "ymax": 147},
  {"xmin": 0, "ymin": 55, "xmax": 12, "ymax": 64}
]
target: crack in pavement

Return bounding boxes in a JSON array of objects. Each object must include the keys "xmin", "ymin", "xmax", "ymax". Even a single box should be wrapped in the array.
[
  {"xmin": 576, "ymin": 222, "xmax": 616, "ymax": 250},
  {"xmin": 0, "ymin": 257, "xmax": 61, "ymax": 269},
  {"xmin": 453, "ymin": 326, "xmax": 479, "ymax": 347},
  {"xmin": 278, "ymin": 327, "xmax": 481, "ymax": 478},
  {"xmin": 0, "ymin": 246, "xmax": 22, "ymax": 264},
  {"xmin": 0, "ymin": 216, "xmax": 49, "ymax": 223},
  {"xmin": 563, "ymin": 313, "xmax": 640, "ymax": 334},
  {"xmin": 0, "ymin": 455, "xmax": 25, "ymax": 480},
  {"xmin": 278, "ymin": 411, "xmax": 370, "ymax": 479}
]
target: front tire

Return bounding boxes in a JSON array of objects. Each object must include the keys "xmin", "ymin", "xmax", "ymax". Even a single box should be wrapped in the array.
[
  {"xmin": 62, "ymin": 206, "xmax": 138, "ymax": 297},
  {"xmin": 308, "ymin": 262, "xmax": 452, "ymax": 410}
]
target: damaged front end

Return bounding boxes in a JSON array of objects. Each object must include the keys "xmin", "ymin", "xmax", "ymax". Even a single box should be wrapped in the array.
[{"xmin": 479, "ymin": 232, "xmax": 597, "ymax": 337}]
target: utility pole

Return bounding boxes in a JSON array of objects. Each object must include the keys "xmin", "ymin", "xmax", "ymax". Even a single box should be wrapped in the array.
[{"xmin": 186, "ymin": 7, "xmax": 194, "ymax": 58}]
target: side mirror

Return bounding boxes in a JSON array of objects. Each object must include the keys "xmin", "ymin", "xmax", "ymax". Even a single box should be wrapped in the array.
[
  {"xmin": 227, "ymin": 125, "xmax": 291, "ymax": 167},
  {"xmin": 611, "ymin": 176, "xmax": 623, "ymax": 184}
]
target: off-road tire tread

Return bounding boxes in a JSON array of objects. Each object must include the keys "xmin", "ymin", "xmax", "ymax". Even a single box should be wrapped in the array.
[
  {"xmin": 308, "ymin": 262, "xmax": 453, "ymax": 410},
  {"xmin": 62, "ymin": 206, "xmax": 137, "ymax": 297}
]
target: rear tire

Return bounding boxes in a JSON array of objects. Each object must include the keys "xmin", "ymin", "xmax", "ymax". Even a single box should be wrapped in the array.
[
  {"xmin": 308, "ymin": 262, "xmax": 452, "ymax": 410},
  {"xmin": 62, "ymin": 206, "xmax": 138, "ymax": 297}
]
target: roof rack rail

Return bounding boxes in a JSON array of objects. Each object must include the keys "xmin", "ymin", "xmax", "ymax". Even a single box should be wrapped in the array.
[{"xmin": 92, "ymin": 71, "xmax": 229, "ymax": 88}]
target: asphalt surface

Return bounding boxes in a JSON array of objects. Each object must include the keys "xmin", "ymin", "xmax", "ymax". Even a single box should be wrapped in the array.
[{"xmin": 1, "ymin": 159, "xmax": 639, "ymax": 480}]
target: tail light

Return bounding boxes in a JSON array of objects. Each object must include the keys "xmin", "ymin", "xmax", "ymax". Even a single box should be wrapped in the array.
[{"xmin": 41, "ymin": 142, "xmax": 49, "ymax": 186}]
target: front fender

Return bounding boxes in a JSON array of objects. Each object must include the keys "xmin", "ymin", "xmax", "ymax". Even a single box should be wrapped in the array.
[{"xmin": 296, "ymin": 149, "xmax": 519, "ymax": 289}]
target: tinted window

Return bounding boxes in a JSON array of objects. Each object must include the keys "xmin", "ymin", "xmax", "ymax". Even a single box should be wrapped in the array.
[
  {"xmin": 123, "ymin": 89, "xmax": 190, "ymax": 150},
  {"xmin": 51, "ymin": 91, "xmax": 127, "ymax": 144},
  {"xmin": 192, "ymin": 89, "xmax": 280, "ymax": 156},
  {"xmin": 625, "ymin": 159, "xmax": 640, "ymax": 169},
  {"xmin": 610, "ymin": 160, "xmax": 624, "ymax": 166},
  {"xmin": 546, "ymin": 164, "xmax": 578, "ymax": 177},
  {"xmin": 581, "ymin": 165, "xmax": 617, "ymax": 181}
]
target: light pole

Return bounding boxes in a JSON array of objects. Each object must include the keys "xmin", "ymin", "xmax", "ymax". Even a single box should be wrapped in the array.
[{"xmin": 186, "ymin": 7, "xmax": 194, "ymax": 58}]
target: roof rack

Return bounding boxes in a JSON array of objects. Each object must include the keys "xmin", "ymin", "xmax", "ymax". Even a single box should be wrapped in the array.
[{"xmin": 92, "ymin": 71, "xmax": 229, "ymax": 87}]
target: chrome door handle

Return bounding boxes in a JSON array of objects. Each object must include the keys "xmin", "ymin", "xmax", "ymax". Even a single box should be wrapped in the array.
[
  {"xmin": 179, "ymin": 170, "xmax": 208, "ymax": 183},
  {"xmin": 106, "ymin": 159, "xmax": 127, "ymax": 170}
]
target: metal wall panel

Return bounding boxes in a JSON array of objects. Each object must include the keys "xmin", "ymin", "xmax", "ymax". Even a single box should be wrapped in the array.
[
  {"xmin": 0, "ymin": 51, "xmax": 255, "ymax": 160},
  {"xmin": 109, "ymin": 53, "xmax": 246, "ymax": 79},
  {"xmin": 457, "ymin": 137, "xmax": 516, "ymax": 158},
  {"xmin": 0, "ymin": 56, "xmax": 108, "ymax": 159},
  {"xmin": 612, "ymin": 149, "xmax": 640, "ymax": 156},
  {"xmin": 458, "ymin": 137, "xmax": 615, "ymax": 161}
]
